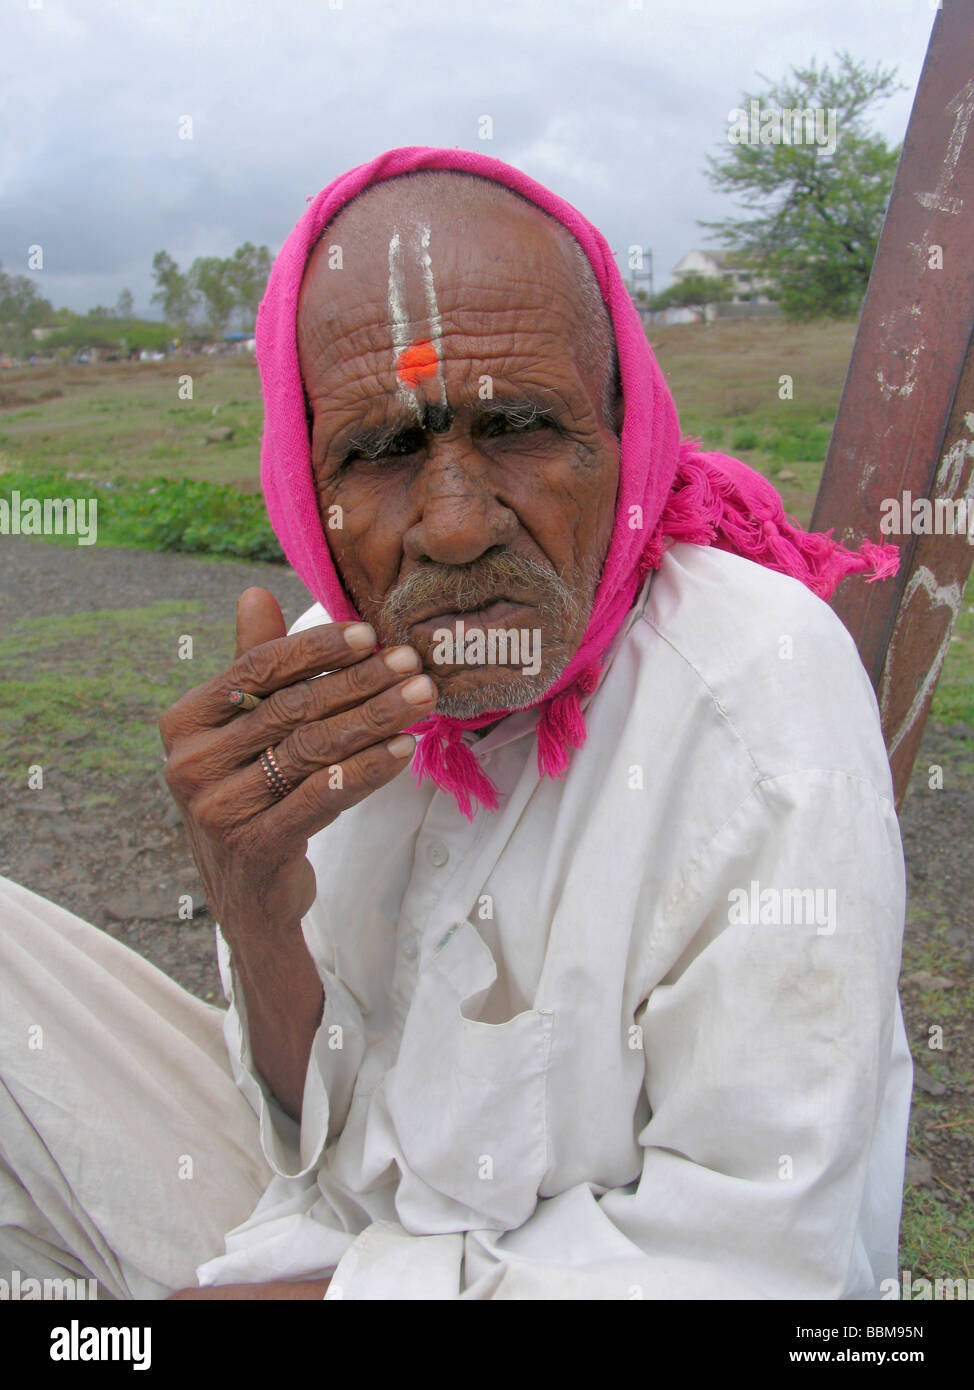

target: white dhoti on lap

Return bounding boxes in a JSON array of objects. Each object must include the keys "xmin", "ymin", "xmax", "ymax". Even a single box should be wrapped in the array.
[{"xmin": 0, "ymin": 875, "xmax": 272, "ymax": 1300}]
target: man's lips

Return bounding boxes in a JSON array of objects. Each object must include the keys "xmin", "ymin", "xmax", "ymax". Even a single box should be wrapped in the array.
[{"xmin": 409, "ymin": 598, "xmax": 532, "ymax": 629}]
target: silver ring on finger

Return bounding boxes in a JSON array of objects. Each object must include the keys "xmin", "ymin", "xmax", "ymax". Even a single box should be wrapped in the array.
[{"xmin": 259, "ymin": 745, "xmax": 295, "ymax": 802}]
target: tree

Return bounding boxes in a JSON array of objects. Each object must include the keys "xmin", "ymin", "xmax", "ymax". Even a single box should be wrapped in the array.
[
  {"xmin": 0, "ymin": 262, "xmax": 56, "ymax": 357},
  {"xmin": 701, "ymin": 52, "xmax": 905, "ymax": 320},
  {"xmin": 151, "ymin": 251, "xmax": 196, "ymax": 329},
  {"xmin": 227, "ymin": 242, "xmax": 272, "ymax": 330},
  {"xmin": 115, "ymin": 288, "xmax": 134, "ymax": 318},
  {"xmin": 188, "ymin": 256, "xmax": 236, "ymax": 337},
  {"xmin": 650, "ymin": 273, "xmax": 732, "ymax": 317}
]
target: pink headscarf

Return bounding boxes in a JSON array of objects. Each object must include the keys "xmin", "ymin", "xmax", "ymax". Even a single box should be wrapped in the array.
[{"xmin": 257, "ymin": 146, "xmax": 898, "ymax": 819}]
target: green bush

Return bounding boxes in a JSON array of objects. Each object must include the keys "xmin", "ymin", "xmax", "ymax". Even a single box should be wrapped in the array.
[
  {"xmin": 730, "ymin": 426, "xmax": 762, "ymax": 452},
  {"xmin": 39, "ymin": 318, "xmax": 174, "ymax": 353},
  {"xmin": 0, "ymin": 468, "xmax": 285, "ymax": 563},
  {"xmin": 766, "ymin": 421, "xmax": 832, "ymax": 464}
]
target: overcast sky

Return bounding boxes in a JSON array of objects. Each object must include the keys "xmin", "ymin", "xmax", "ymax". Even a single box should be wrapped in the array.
[{"xmin": 0, "ymin": 0, "xmax": 938, "ymax": 316}]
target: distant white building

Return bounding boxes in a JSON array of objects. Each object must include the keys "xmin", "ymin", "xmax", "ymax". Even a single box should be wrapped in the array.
[
  {"xmin": 672, "ymin": 249, "xmax": 772, "ymax": 302},
  {"xmin": 664, "ymin": 250, "xmax": 777, "ymax": 323}
]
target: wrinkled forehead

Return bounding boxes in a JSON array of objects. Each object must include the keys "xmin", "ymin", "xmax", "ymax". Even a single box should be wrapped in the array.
[{"xmin": 296, "ymin": 173, "xmax": 588, "ymax": 375}]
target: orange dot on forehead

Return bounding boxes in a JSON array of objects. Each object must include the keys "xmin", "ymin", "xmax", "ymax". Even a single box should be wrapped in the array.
[{"xmin": 397, "ymin": 338, "xmax": 439, "ymax": 387}]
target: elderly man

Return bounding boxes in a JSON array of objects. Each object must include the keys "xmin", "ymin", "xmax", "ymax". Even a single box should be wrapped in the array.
[{"xmin": 0, "ymin": 147, "xmax": 910, "ymax": 1301}]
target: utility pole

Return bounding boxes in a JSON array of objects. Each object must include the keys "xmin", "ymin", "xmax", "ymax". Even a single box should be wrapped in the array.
[{"xmin": 631, "ymin": 246, "xmax": 655, "ymax": 321}]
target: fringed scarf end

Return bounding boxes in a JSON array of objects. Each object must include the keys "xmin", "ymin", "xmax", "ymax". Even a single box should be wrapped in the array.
[
  {"xmin": 858, "ymin": 537, "xmax": 901, "ymax": 583},
  {"xmin": 412, "ymin": 718, "xmax": 501, "ymax": 821},
  {"xmin": 536, "ymin": 665, "xmax": 599, "ymax": 780},
  {"xmin": 657, "ymin": 446, "xmax": 903, "ymax": 603}
]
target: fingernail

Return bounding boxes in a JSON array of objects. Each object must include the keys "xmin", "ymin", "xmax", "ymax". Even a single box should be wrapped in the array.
[
  {"xmin": 401, "ymin": 675, "xmax": 436, "ymax": 704},
  {"xmin": 344, "ymin": 623, "xmax": 376, "ymax": 650},
  {"xmin": 387, "ymin": 734, "xmax": 416, "ymax": 759},
  {"xmin": 384, "ymin": 646, "xmax": 421, "ymax": 673}
]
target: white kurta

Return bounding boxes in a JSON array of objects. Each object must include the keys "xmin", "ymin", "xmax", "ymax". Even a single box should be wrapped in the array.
[{"xmin": 197, "ymin": 542, "xmax": 912, "ymax": 1299}]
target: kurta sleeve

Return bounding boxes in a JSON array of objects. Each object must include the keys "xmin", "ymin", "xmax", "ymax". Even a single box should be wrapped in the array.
[
  {"xmin": 456, "ymin": 767, "xmax": 911, "ymax": 1300},
  {"xmin": 214, "ymin": 920, "xmax": 366, "ymax": 1180},
  {"xmin": 210, "ymin": 599, "xmax": 369, "ymax": 1182}
]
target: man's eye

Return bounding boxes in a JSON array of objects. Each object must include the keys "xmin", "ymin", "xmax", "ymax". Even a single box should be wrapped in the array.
[
  {"xmin": 343, "ymin": 429, "xmax": 426, "ymax": 466},
  {"xmin": 480, "ymin": 414, "xmax": 552, "ymax": 439},
  {"xmin": 385, "ymin": 429, "xmax": 426, "ymax": 456}
]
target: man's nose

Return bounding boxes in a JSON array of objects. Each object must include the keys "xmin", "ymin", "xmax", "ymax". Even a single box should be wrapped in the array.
[{"xmin": 401, "ymin": 442, "xmax": 519, "ymax": 566}]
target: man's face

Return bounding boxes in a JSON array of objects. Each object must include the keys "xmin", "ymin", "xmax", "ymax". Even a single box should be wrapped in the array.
[{"xmin": 296, "ymin": 178, "xmax": 620, "ymax": 719}]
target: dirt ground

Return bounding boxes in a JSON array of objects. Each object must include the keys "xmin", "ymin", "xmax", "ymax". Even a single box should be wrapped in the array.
[
  {"xmin": 0, "ymin": 537, "xmax": 314, "ymax": 998},
  {"xmin": 1, "ymin": 535, "xmax": 971, "ymax": 1271}
]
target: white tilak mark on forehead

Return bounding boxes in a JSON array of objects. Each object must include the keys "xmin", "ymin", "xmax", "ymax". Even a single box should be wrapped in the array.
[
  {"xmin": 418, "ymin": 225, "xmax": 448, "ymax": 407},
  {"xmin": 418, "ymin": 226, "xmax": 442, "ymax": 343},
  {"xmin": 387, "ymin": 229, "xmax": 410, "ymax": 352},
  {"xmin": 387, "ymin": 227, "xmax": 423, "ymax": 421}
]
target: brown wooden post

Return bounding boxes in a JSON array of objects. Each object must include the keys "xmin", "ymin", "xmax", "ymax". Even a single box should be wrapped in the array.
[{"xmin": 809, "ymin": 5, "xmax": 974, "ymax": 807}]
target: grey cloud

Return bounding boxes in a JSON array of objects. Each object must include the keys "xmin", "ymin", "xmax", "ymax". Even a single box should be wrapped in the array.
[{"xmin": 0, "ymin": 0, "xmax": 931, "ymax": 314}]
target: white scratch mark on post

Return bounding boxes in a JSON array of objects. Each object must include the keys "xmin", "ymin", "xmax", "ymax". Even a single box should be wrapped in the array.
[
  {"xmin": 875, "ymin": 344, "xmax": 922, "ymax": 399},
  {"xmin": 856, "ymin": 424, "xmax": 898, "ymax": 499},
  {"xmin": 907, "ymin": 230, "xmax": 936, "ymax": 271},
  {"xmin": 942, "ymin": 78, "xmax": 974, "ymax": 176},
  {"xmin": 915, "ymin": 77, "xmax": 974, "ymax": 216},
  {"xmin": 857, "ymin": 460, "xmax": 877, "ymax": 498},
  {"xmin": 882, "ymin": 567, "xmax": 964, "ymax": 756},
  {"xmin": 875, "ymin": 305, "xmax": 924, "ymax": 400},
  {"xmin": 935, "ymin": 431, "xmax": 974, "ymax": 498}
]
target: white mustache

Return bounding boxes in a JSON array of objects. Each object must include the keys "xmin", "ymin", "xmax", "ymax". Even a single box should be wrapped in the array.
[{"xmin": 380, "ymin": 554, "xmax": 580, "ymax": 636}]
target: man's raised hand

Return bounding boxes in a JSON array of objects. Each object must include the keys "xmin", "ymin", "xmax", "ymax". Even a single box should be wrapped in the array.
[
  {"xmin": 157, "ymin": 586, "xmax": 437, "ymax": 1116},
  {"xmin": 159, "ymin": 586, "xmax": 436, "ymax": 938}
]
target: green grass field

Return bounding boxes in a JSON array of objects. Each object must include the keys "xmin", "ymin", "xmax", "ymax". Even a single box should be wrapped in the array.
[
  {"xmin": 0, "ymin": 356, "xmax": 265, "ymax": 488},
  {"xmin": 0, "ymin": 602, "xmax": 230, "ymax": 793},
  {"xmin": 650, "ymin": 316, "xmax": 857, "ymax": 523}
]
